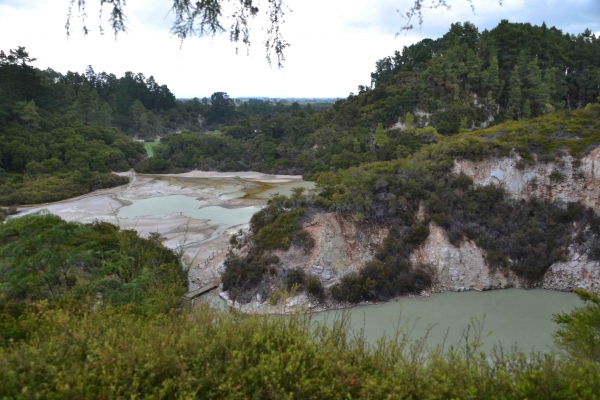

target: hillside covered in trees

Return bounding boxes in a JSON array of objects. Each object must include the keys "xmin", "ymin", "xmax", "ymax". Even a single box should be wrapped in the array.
[
  {"xmin": 0, "ymin": 47, "xmax": 209, "ymax": 206},
  {"xmin": 138, "ymin": 21, "xmax": 600, "ymax": 176}
]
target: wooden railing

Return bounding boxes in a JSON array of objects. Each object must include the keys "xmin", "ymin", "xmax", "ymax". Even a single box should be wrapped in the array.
[{"xmin": 200, "ymin": 245, "xmax": 235, "ymax": 267}]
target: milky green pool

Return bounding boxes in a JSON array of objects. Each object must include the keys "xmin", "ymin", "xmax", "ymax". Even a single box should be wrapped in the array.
[{"xmin": 311, "ymin": 289, "xmax": 580, "ymax": 353}]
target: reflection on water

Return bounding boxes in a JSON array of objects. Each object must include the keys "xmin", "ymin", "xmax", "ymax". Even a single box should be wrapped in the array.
[
  {"xmin": 118, "ymin": 195, "xmax": 207, "ymax": 218},
  {"xmin": 311, "ymin": 289, "xmax": 580, "ymax": 352},
  {"xmin": 185, "ymin": 205, "xmax": 262, "ymax": 228}
]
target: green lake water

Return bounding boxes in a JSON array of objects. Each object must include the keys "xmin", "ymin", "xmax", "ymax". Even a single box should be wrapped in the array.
[
  {"xmin": 311, "ymin": 289, "xmax": 580, "ymax": 353},
  {"xmin": 118, "ymin": 195, "xmax": 261, "ymax": 228}
]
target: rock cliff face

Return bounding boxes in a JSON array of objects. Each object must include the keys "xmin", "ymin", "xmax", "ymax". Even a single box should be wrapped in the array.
[
  {"xmin": 443, "ymin": 148, "xmax": 600, "ymax": 293},
  {"xmin": 273, "ymin": 212, "xmax": 388, "ymax": 286},
  {"xmin": 222, "ymin": 150, "xmax": 600, "ymax": 311},
  {"xmin": 410, "ymin": 223, "xmax": 520, "ymax": 292},
  {"xmin": 273, "ymin": 148, "xmax": 600, "ymax": 296},
  {"xmin": 269, "ymin": 209, "xmax": 600, "ymax": 300},
  {"xmin": 409, "ymin": 223, "xmax": 600, "ymax": 294},
  {"xmin": 453, "ymin": 147, "xmax": 600, "ymax": 214}
]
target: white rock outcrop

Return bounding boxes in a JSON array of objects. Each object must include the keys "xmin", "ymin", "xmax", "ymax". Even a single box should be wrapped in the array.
[
  {"xmin": 440, "ymin": 148, "xmax": 600, "ymax": 293},
  {"xmin": 453, "ymin": 147, "xmax": 600, "ymax": 214},
  {"xmin": 410, "ymin": 224, "xmax": 519, "ymax": 292}
]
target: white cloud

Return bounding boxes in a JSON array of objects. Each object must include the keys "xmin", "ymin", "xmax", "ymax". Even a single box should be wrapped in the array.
[{"xmin": 0, "ymin": 0, "xmax": 598, "ymax": 98}]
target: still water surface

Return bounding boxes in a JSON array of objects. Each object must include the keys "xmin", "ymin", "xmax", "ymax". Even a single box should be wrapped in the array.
[{"xmin": 311, "ymin": 289, "xmax": 580, "ymax": 352}]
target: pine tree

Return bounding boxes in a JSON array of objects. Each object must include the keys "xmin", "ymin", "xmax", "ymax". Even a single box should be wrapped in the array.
[
  {"xmin": 97, "ymin": 101, "xmax": 113, "ymax": 127},
  {"xmin": 482, "ymin": 55, "xmax": 501, "ymax": 98},
  {"xmin": 16, "ymin": 100, "xmax": 40, "ymax": 128},
  {"xmin": 374, "ymin": 123, "xmax": 389, "ymax": 148},
  {"xmin": 507, "ymin": 66, "xmax": 522, "ymax": 120},
  {"xmin": 75, "ymin": 86, "xmax": 100, "ymax": 125},
  {"xmin": 130, "ymin": 99, "xmax": 148, "ymax": 134},
  {"xmin": 353, "ymin": 137, "xmax": 361, "ymax": 153},
  {"xmin": 522, "ymin": 99, "xmax": 532, "ymax": 119},
  {"xmin": 404, "ymin": 112, "xmax": 415, "ymax": 131},
  {"xmin": 526, "ymin": 60, "xmax": 550, "ymax": 114}
]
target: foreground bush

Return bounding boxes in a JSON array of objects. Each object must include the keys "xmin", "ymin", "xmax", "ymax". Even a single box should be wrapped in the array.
[
  {"xmin": 0, "ymin": 212, "xmax": 187, "ymax": 314},
  {"xmin": 1, "ymin": 302, "xmax": 599, "ymax": 399}
]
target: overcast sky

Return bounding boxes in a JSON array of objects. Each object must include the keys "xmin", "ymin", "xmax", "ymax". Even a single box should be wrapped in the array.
[{"xmin": 0, "ymin": 0, "xmax": 598, "ymax": 98}]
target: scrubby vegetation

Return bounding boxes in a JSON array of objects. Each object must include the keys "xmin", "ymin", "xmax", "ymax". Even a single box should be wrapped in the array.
[
  {"xmin": 0, "ymin": 212, "xmax": 186, "ymax": 316},
  {"xmin": 553, "ymin": 289, "xmax": 600, "ymax": 362},
  {"xmin": 330, "ymin": 226, "xmax": 434, "ymax": 303},
  {"xmin": 2, "ymin": 289, "xmax": 600, "ymax": 397}
]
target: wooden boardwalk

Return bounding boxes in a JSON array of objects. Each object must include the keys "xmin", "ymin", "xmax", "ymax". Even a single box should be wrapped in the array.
[{"xmin": 185, "ymin": 282, "xmax": 219, "ymax": 300}]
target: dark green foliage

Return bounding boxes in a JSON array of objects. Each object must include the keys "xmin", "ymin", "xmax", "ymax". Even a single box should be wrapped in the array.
[
  {"xmin": 553, "ymin": 289, "xmax": 600, "ymax": 362},
  {"xmin": 253, "ymin": 209, "xmax": 306, "ymax": 251},
  {"xmin": 221, "ymin": 253, "xmax": 276, "ymax": 294},
  {"xmin": 371, "ymin": 21, "xmax": 600, "ymax": 124},
  {"xmin": 0, "ymin": 171, "xmax": 129, "ymax": 206},
  {"xmin": 0, "ymin": 213, "xmax": 186, "ymax": 313},
  {"xmin": 0, "ymin": 49, "xmax": 165, "ymax": 205},
  {"xmin": 306, "ymin": 275, "xmax": 324, "ymax": 298},
  {"xmin": 135, "ymin": 132, "xmax": 244, "ymax": 173},
  {"xmin": 207, "ymin": 92, "xmax": 236, "ymax": 124},
  {"xmin": 285, "ymin": 267, "xmax": 306, "ymax": 290},
  {"xmin": 406, "ymin": 223, "xmax": 429, "ymax": 244},
  {"xmin": 0, "ymin": 121, "xmax": 144, "ymax": 205},
  {"xmin": 0, "ymin": 50, "xmax": 191, "ymax": 138}
]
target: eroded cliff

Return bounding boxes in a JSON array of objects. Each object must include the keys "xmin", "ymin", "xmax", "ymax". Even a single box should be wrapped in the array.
[{"xmin": 453, "ymin": 147, "xmax": 600, "ymax": 214}]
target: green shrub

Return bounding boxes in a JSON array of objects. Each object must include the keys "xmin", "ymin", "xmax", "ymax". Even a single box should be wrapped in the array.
[
  {"xmin": 553, "ymin": 289, "xmax": 600, "ymax": 362},
  {"xmin": 306, "ymin": 275, "xmax": 324, "ymax": 298},
  {"xmin": 0, "ymin": 213, "xmax": 186, "ymax": 314},
  {"xmin": 285, "ymin": 267, "xmax": 307, "ymax": 290}
]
